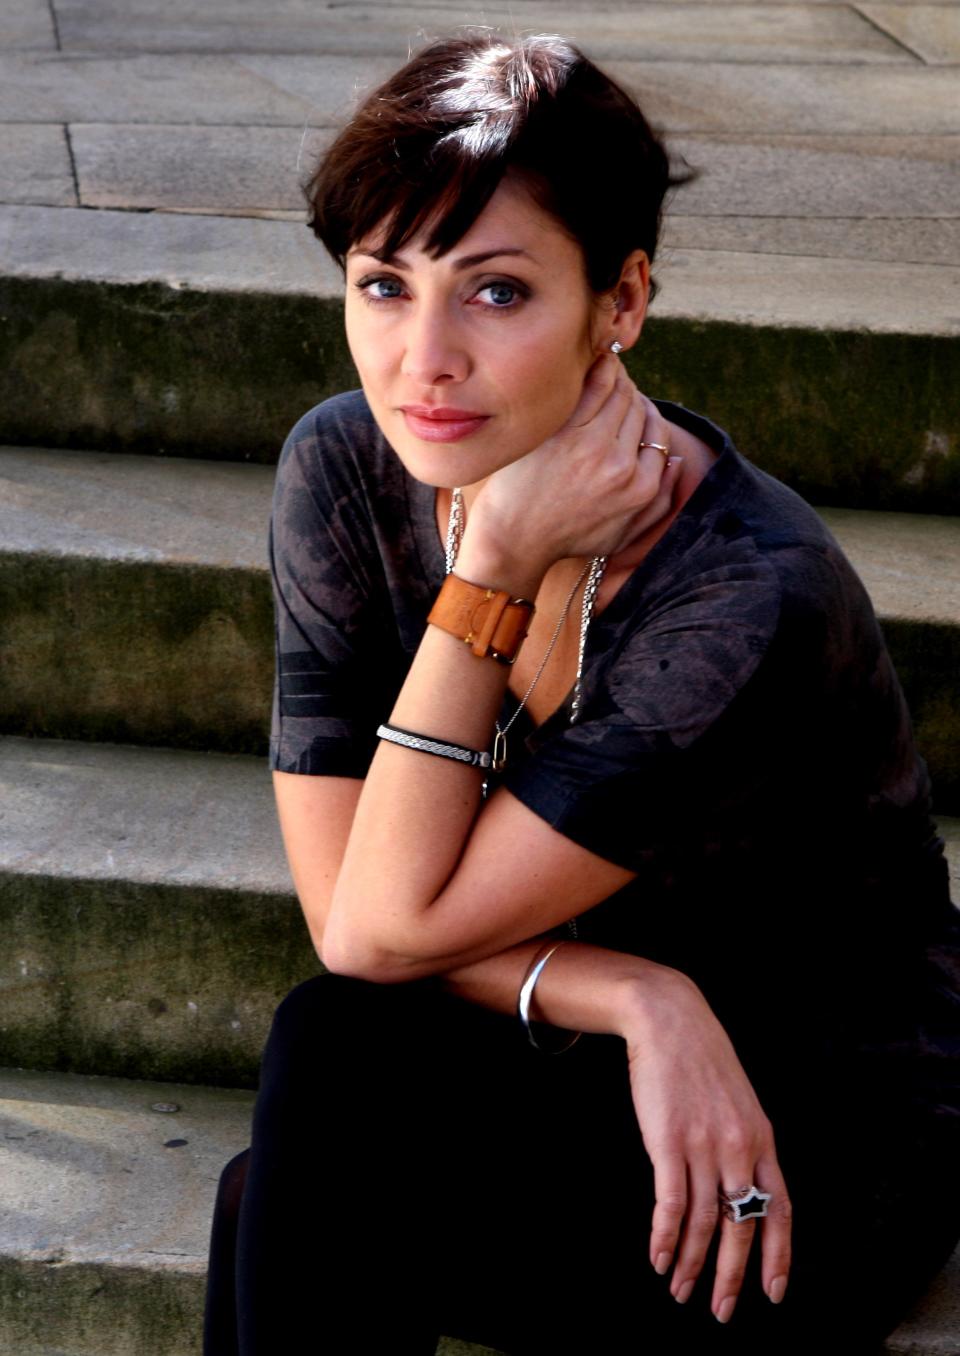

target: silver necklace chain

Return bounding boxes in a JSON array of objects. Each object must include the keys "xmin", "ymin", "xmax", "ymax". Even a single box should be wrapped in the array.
[{"xmin": 444, "ymin": 486, "xmax": 608, "ymax": 737}]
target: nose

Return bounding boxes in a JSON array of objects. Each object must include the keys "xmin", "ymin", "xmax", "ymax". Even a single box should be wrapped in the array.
[{"xmin": 400, "ymin": 302, "xmax": 468, "ymax": 386}]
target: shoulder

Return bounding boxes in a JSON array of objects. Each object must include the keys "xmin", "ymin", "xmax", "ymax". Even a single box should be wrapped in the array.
[
  {"xmin": 654, "ymin": 398, "xmax": 869, "ymax": 617},
  {"xmin": 278, "ymin": 387, "xmax": 383, "ymax": 480}
]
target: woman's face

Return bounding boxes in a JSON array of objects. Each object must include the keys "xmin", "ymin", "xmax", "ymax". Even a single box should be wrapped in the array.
[{"xmin": 344, "ymin": 177, "xmax": 611, "ymax": 489}]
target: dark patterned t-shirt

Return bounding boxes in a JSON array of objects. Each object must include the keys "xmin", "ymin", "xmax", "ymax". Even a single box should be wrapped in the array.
[{"xmin": 268, "ymin": 388, "xmax": 959, "ymax": 1120}]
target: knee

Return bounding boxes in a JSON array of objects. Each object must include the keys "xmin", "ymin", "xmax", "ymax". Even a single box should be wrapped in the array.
[
  {"xmin": 267, "ymin": 972, "xmax": 370, "ymax": 1048},
  {"xmin": 214, "ymin": 1147, "xmax": 250, "ymax": 1223}
]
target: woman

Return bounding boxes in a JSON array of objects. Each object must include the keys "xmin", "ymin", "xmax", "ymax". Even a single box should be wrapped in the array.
[{"xmin": 204, "ymin": 31, "xmax": 960, "ymax": 1355}]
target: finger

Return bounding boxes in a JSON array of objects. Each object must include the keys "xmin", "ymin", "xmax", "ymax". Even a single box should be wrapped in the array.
[
  {"xmin": 624, "ymin": 393, "xmax": 672, "ymax": 503},
  {"xmin": 649, "ymin": 1152, "xmax": 687, "ymax": 1277},
  {"xmin": 670, "ymin": 1163, "xmax": 720, "ymax": 1304},
  {"xmin": 617, "ymin": 456, "xmax": 684, "ymax": 545},
  {"xmin": 570, "ymin": 352, "xmax": 623, "ymax": 426},
  {"xmin": 756, "ymin": 1153, "xmax": 792, "ymax": 1305},
  {"xmin": 711, "ymin": 1174, "xmax": 761, "ymax": 1322}
]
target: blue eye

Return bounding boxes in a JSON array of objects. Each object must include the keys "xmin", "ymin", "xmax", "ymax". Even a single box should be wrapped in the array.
[
  {"xmin": 362, "ymin": 277, "xmax": 403, "ymax": 300},
  {"xmin": 481, "ymin": 282, "xmax": 518, "ymax": 307}
]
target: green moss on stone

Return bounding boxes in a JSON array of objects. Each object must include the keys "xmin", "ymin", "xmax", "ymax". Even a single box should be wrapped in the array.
[
  {"xmin": 0, "ymin": 873, "xmax": 320, "ymax": 1088},
  {"xmin": 0, "ymin": 552, "xmax": 274, "ymax": 755}
]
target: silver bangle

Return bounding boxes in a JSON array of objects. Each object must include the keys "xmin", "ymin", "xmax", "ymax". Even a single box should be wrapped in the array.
[
  {"xmin": 517, "ymin": 941, "xmax": 582, "ymax": 1054},
  {"xmin": 376, "ymin": 722, "xmax": 492, "ymax": 769}
]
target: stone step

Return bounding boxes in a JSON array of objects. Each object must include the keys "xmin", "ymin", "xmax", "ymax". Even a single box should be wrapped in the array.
[
  {"xmin": 1, "ymin": 732, "xmax": 957, "ymax": 1088},
  {"xmin": 2, "ymin": 444, "xmax": 959, "ymax": 807},
  {"xmin": 2, "ymin": 202, "xmax": 958, "ymax": 513},
  {"xmin": 0, "ymin": 1063, "xmax": 957, "ymax": 1356},
  {"xmin": 0, "ymin": 735, "xmax": 310, "ymax": 1088}
]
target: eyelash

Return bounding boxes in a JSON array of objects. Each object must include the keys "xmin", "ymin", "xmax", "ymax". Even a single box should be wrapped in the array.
[{"xmin": 352, "ymin": 274, "xmax": 529, "ymax": 312}]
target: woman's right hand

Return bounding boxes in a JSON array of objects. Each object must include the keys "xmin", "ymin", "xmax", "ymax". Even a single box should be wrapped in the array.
[
  {"xmin": 464, "ymin": 353, "xmax": 682, "ymax": 583},
  {"xmin": 620, "ymin": 966, "xmax": 792, "ymax": 1324}
]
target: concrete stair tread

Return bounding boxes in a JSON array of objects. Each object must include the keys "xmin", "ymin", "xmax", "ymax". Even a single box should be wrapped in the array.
[
  {"xmin": 0, "ymin": 1064, "xmax": 248, "ymax": 1355},
  {"xmin": 0, "ymin": 1065, "xmax": 251, "ymax": 1272},
  {"xmin": 0, "ymin": 1061, "xmax": 957, "ymax": 1356},
  {"xmin": 816, "ymin": 507, "xmax": 960, "ymax": 630},
  {"xmin": 3, "ymin": 203, "xmax": 957, "ymax": 336},
  {"xmin": 3, "ymin": 442, "xmax": 959, "ymax": 631},
  {"xmin": 0, "ymin": 444, "xmax": 274, "ymax": 568},
  {"xmin": 0, "ymin": 735, "xmax": 291, "ymax": 894}
]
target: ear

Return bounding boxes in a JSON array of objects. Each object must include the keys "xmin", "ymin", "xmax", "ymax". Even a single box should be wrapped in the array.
[{"xmin": 601, "ymin": 249, "xmax": 650, "ymax": 356}]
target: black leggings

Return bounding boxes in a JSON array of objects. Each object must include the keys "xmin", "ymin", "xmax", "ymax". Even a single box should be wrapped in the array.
[{"xmin": 204, "ymin": 973, "xmax": 960, "ymax": 1355}]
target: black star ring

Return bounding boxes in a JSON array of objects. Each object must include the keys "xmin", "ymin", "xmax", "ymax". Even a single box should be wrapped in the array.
[
  {"xmin": 719, "ymin": 1184, "xmax": 772, "ymax": 1223},
  {"xmin": 639, "ymin": 440, "xmax": 670, "ymax": 460}
]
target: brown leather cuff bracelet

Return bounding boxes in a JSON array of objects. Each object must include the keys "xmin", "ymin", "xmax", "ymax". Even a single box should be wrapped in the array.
[{"xmin": 427, "ymin": 573, "xmax": 536, "ymax": 666}]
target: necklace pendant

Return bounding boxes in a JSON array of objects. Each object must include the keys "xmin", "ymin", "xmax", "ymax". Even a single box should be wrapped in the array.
[{"xmin": 492, "ymin": 728, "xmax": 507, "ymax": 772}]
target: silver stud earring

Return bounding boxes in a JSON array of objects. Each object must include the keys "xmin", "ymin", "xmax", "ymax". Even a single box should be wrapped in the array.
[{"xmin": 609, "ymin": 340, "xmax": 623, "ymax": 354}]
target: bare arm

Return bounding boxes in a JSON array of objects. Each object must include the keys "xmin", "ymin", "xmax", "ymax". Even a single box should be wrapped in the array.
[{"xmin": 273, "ymin": 768, "xmax": 675, "ymax": 1037}]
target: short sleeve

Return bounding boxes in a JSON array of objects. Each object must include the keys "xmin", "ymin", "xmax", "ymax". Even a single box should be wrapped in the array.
[
  {"xmin": 499, "ymin": 554, "xmax": 786, "ymax": 874},
  {"xmin": 268, "ymin": 399, "xmax": 406, "ymax": 777}
]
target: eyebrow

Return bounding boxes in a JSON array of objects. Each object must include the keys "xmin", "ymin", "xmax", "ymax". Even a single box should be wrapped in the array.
[{"xmin": 347, "ymin": 247, "xmax": 537, "ymax": 271}]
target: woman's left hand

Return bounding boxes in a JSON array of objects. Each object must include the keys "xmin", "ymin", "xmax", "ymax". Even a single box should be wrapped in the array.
[{"xmin": 620, "ymin": 966, "xmax": 793, "ymax": 1323}]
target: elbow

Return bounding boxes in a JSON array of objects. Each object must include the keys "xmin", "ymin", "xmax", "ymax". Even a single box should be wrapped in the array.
[{"xmin": 319, "ymin": 923, "xmax": 414, "ymax": 985}]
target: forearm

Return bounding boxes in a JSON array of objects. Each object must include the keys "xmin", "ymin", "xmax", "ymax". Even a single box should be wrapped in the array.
[
  {"xmin": 324, "ymin": 536, "xmax": 548, "ymax": 970},
  {"xmin": 436, "ymin": 935, "xmax": 692, "ymax": 1042}
]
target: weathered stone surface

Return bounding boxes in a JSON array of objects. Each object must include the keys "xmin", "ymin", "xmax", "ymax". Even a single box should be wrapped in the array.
[
  {"xmin": 816, "ymin": 509, "xmax": 960, "ymax": 631},
  {"xmin": 0, "ymin": 734, "xmax": 286, "ymax": 890},
  {"xmin": 0, "ymin": 736, "xmax": 314, "ymax": 1085},
  {"xmin": 71, "ymin": 122, "xmax": 331, "ymax": 212},
  {"xmin": 0, "ymin": 51, "xmax": 396, "ymax": 124},
  {"xmin": 655, "ymin": 249, "xmax": 960, "ymax": 336},
  {"xmin": 860, "ymin": 3, "xmax": 960, "ymax": 64},
  {"xmin": 0, "ymin": 445, "xmax": 274, "ymax": 566},
  {"xmin": 53, "ymin": 0, "xmax": 911, "ymax": 64},
  {"xmin": 0, "ymin": 1065, "xmax": 252, "ymax": 1354},
  {"xmin": 0, "ymin": 0, "xmax": 55, "ymax": 49},
  {"xmin": 0, "ymin": 122, "xmax": 75, "ymax": 207},
  {"xmin": 0, "ymin": 547, "xmax": 276, "ymax": 753},
  {"xmin": 662, "ymin": 216, "xmax": 960, "ymax": 268},
  {"xmin": 58, "ymin": 125, "xmax": 960, "ymax": 217},
  {"xmin": 605, "ymin": 61, "xmax": 960, "ymax": 134},
  {"xmin": 885, "ymin": 1244, "xmax": 960, "ymax": 1356},
  {"xmin": 670, "ymin": 134, "xmax": 960, "ymax": 219},
  {"xmin": 1, "ymin": 55, "xmax": 957, "ymax": 137},
  {"xmin": 0, "ymin": 202, "xmax": 333, "ymax": 292},
  {"xmin": 945, "ymin": 818, "xmax": 960, "ymax": 901},
  {"xmin": 818, "ymin": 509, "xmax": 960, "ymax": 810}
]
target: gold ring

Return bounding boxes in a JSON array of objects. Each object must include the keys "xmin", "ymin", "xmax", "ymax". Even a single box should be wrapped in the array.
[{"xmin": 639, "ymin": 440, "xmax": 670, "ymax": 460}]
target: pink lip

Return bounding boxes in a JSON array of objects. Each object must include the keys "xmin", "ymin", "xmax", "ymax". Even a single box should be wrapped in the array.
[
  {"xmin": 401, "ymin": 407, "xmax": 490, "ymax": 442},
  {"xmin": 401, "ymin": 405, "xmax": 487, "ymax": 419}
]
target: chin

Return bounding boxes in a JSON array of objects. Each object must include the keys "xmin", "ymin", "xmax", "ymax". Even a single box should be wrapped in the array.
[
  {"xmin": 376, "ymin": 417, "xmax": 503, "ymax": 489},
  {"xmin": 385, "ymin": 440, "xmax": 480, "ymax": 490}
]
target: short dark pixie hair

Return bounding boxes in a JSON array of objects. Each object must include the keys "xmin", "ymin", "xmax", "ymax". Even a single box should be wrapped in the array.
[{"xmin": 305, "ymin": 30, "xmax": 688, "ymax": 302}]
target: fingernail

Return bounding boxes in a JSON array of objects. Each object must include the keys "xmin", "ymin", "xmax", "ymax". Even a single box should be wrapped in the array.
[
  {"xmin": 667, "ymin": 456, "xmax": 685, "ymax": 469},
  {"xmin": 674, "ymin": 1279, "xmax": 695, "ymax": 1305},
  {"xmin": 654, "ymin": 1251, "xmax": 672, "ymax": 1276},
  {"xmin": 716, "ymin": 1296, "xmax": 736, "ymax": 1324},
  {"xmin": 769, "ymin": 1275, "xmax": 788, "ymax": 1304}
]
